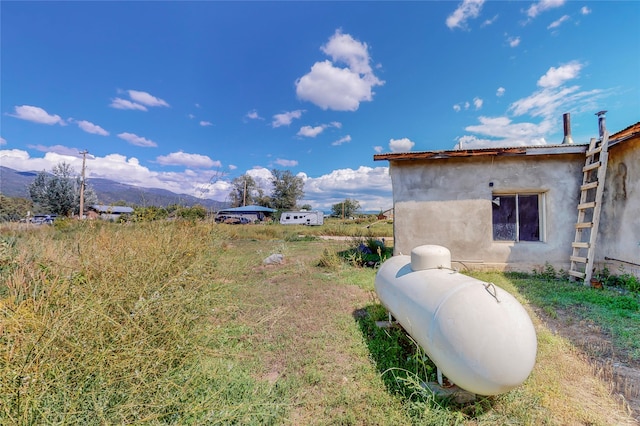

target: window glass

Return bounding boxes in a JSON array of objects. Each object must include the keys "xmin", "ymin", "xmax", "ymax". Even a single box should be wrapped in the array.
[
  {"xmin": 492, "ymin": 194, "xmax": 541, "ymax": 242},
  {"xmin": 518, "ymin": 195, "xmax": 540, "ymax": 241},
  {"xmin": 492, "ymin": 195, "xmax": 516, "ymax": 240}
]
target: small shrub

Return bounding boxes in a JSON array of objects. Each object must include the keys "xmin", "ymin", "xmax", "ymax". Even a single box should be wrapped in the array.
[
  {"xmin": 533, "ymin": 262, "xmax": 557, "ymax": 280},
  {"xmin": 620, "ymin": 273, "xmax": 640, "ymax": 293},
  {"xmin": 600, "ymin": 267, "xmax": 640, "ymax": 293},
  {"xmin": 317, "ymin": 248, "xmax": 342, "ymax": 269},
  {"xmin": 53, "ymin": 217, "xmax": 73, "ymax": 231}
]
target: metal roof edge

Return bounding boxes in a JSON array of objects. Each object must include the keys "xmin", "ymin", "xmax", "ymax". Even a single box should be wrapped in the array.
[{"xmin": 373, "ymin": 143, "xmax": 588, "ymax": 162}]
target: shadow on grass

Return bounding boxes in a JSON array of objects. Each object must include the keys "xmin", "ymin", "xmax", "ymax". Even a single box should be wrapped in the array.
[
  {"xmin": 337, "ymin": 238, "xmax": 393, "ymax": 268},
  {"xmin": 351, "ymin": 304, "xmax": 498, "ymax": 421}
]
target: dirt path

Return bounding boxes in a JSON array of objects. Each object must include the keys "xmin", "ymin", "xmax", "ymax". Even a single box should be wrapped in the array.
[{"xmin": 232, "ymin": 241, "xmax": 638, "ymax": 424}]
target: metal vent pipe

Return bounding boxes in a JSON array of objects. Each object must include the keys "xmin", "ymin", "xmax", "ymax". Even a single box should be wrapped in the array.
[
  {"xmin": 562, "ymin": 113, "xmax": 574, "ymax": 144},
  {"xmin": 597, "ymin": 110, "xmax": 607, "ymax": 138}
]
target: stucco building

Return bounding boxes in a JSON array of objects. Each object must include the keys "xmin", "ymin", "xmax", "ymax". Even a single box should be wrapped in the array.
[{"xmin": 374, "ymin": 119, "xmax": 639, "ymax": 278}]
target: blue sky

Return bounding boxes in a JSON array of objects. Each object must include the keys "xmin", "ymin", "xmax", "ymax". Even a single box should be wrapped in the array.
[{"xmin": 1, "ymin": 1, "xmax": 639, "ymax": 212}]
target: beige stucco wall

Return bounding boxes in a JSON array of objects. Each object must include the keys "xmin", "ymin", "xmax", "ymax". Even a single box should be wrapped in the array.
[
  {"xmin": 598, "ymin": 137, "xmax": 640, "ymax": 276},
  {"xmin": 390, "ymin": 153, "xmax": 585, "ymax": 273}
]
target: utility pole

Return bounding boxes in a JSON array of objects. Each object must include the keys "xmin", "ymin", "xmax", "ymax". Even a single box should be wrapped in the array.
[
  {"xmin": 79, "ymin": 150, "xmax": 88, "ymax": 219},
  {"xmin": 243, "ymin": 177, "xmax": 247, "ymax": 206}
]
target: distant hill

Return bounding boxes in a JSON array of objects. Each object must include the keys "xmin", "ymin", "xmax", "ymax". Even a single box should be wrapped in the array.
[{"xmin": 0, "ymin": 166, "xmax": 228, "ymax": 210}]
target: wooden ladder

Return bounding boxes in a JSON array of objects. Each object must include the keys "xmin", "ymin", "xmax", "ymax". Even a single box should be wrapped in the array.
[{"xmin": 568, "ymin": 129, "xmax": 610, "ymax": 284}]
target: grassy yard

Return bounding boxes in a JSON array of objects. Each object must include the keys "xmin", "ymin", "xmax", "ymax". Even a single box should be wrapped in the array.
[{"xmin": 1, "ymin": 220, "xmax": 637, "ymax": 424}]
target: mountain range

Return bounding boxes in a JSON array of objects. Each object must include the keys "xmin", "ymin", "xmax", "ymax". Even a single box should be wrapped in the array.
[{"xmin": 0, "ymin": 166, "xmax": 228, "ymax": 210}]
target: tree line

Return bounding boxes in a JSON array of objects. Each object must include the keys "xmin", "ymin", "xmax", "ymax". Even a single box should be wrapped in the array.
[{"xmin": 1, "ymin": 162, "xmax": 362, "ymax": 222}]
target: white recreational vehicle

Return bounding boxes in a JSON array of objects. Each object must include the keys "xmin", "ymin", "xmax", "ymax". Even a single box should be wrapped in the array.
[{"xmin": 280, "ymin": 210, "xmax": 324, "ymax": 226}]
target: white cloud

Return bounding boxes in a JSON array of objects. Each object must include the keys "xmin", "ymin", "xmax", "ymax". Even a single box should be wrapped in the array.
[
  {"xmin": 457, "ymin": 60, "xmax": 611, "ymax": 149},
  {"xmin": 297, "ymin": 122, "xmax": 341, "ymax": 138},
  {"xmin": 301, "ymin": 166, "xmax": 392, "ymax": 211},
  {"xmin": 296, "ymin": 30, "xmax": 384, "ymax": 111},
  {"xmin": 272, "ymin": 110, "xmax": 304, "ymax": 128},
  {"xmin": 481, "ymin": 14, "xmax": 499, "ymax": 27},
  {"xmin": 580, "ymin": 6, "xmax": 591, "ymax": 15},
  {"xmin": 110, "ymin": 98, "xmax": 147, "ymax": 111},
  {"xmin": 246, "ymin": 167, "xmax": 275, "ymax": 191},
  {"xmin": 332, "ymin": 135, "xmax": 352, "ymax": 146},
  {"xmin": 246, "ymin": 109, "xmax": 263, "ymax": 120},
  {"xmin": 321, "ymin": 29, "xmax": 373, "ymax": 75},
  {"xmin": 373, "ymin": 146, "xmax": 383, "ymax": 153},
  {"xmin": 446, "ymin": 0, "xmax": 485, "ymax": 30},
  {"xmin": 75, "ymin": 119, "xmax": 109, "ymax": 136},
  {"xmin": 298, "ymin": 125, "xmax": 325, "ymax": 137},
  {"xmin": 509, "ymin": 85, "xmax": 603, "ymax": 119},
  {"xmin": 496, "ymin": 87, "xmax": 506, "ymax": 97},
  {"xmin": 274, "ymin": 158, "xmax": 298, "ymax": 167},
  {"xmin": 465, "ymin": 116, "xmax": 553, "ymax": 141},
  {"xmin": 537, "ymin": 61, "xmax": 582, "ymax": 88},
  {"xmin": 548, "ymin": 15, "xmax": 570, "ymax": 29},
  {"xmin": 127, "ymin": 90, "xmax": 169, "ymax": 107},
  {"xmin": 27, "ymin": 144, "xmax": 84, "ymax": 156},
  {"xmin": 156, "ymin": 151, "xmax": 219, "ymax": 168},
  {"xmin": 117, "ymin": 132, "xmax": 158, "ymax": 147},
  {"xmin": 0, "ymin": 137, "xmax": 6, "ymax": 146},
  {"xmin": 389, "ymin": 138, "xmax": 415, "ymax": 152},
  {"xmin": 473, "ymin": 97, "xmax": 483, "ymax": 110},
  {"xmin": 507, "ymin": 36, "xmax": 521, "ymax": 47},
  {"xmin": 1, "ymin": 147, "xmax": 227, "ymax": 201},
  {"xmin": 1, "ymin": 148, "xmax": 393, "ymax": 212},
  {"xmin": 199, "ymin": 120, "xmax": 213, "ymax": 127},
  {"xmin": 187, "ymin": 114, "xmax": 195, "ymax": 119},
  {"xmin": 526, "ymin": 0, "xmax": 565, "ymax": 19},
  {"xmin": 8, "ymin": 105, "xmax": 66, "ymax": 125},
  {"xmin": 228, "ymin": 164, "xmax": 237, "ymax": 170},
  {"xmin": 453, "ymin": 101, "xmax": 473, "ymax": 112}
]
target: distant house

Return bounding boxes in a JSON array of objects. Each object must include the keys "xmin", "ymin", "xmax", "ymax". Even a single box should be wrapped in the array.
[
  {"xmin": 88, "ymin": 205, "xmax": 134, "ymax": 221},
  {"xmin": 214, "ymin": 205, "xmax": 276, "ymax": 224},
  {"xmin": 378, "ymin": 208, "xmax": 394, "ymax": 220},
  {"xmin": 374, "ymin": 117, "xmax": 640, "ymax": 279}
]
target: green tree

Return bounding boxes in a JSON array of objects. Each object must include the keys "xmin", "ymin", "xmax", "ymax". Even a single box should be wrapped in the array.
[
  {"xmin": 0, "ymin": 195, "xmax": 33, "ymax": 222},
  {"xmin": 133, "ymin": 206, "xmax": 168, "ymax": 222},
  {"xmin": 331, "ymin": 198, "xmax": 360, "ymax": 219},
  {"xmin": 29, "ymin": 162, "xmax": 97, "ymax": 216},
  {"xmin": 300, "ymin": 204, "xmax": 313, "ymax": 211},
  {"xmin": 229, "ymin": 174, "xmax": 265, "ymax": 207},
  {"xmin": 270, "ymin": 169, "xmax": 304, "ymax": 210},
  {"xmin": 177, "ymin": 205, "xmax": 207, "ymax": 220}
]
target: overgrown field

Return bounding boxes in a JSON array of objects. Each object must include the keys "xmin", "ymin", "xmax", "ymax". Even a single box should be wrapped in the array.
[{"xmin": 1, "ymin": 221, "xmax": 637, "ymax": 424}]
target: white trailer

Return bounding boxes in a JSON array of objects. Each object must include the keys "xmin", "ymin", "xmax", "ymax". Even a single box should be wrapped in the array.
[{"xmin": 280, "ymin": 210, "xmax": 324, "ymax": 226}]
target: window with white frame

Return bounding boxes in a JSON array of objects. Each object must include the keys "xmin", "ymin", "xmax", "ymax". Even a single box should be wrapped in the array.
[{"xmin": 492, "ymin": 193, "xmax": 543, "ymax": 241}]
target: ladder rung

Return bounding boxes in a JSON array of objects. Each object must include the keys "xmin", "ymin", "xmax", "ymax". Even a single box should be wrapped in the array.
[
  {"xmin": 570, "ymin": 256, "xmax": 587, "ymax": 263},
  {"xmin": 575, "ymin": 222, "xmax": 593, "ymax": 229},
  {"xmin": 568, "ymin": 270, "xmax": 586, "ymax": 279},
  {"xmin": 580, "ymin": 182, "xmax": 598, "ymax": 191},
  {"xmin": 586, "ymin": 146, "xmax": 602, "ymax": 157},
  {"xmin": 583, "ymin": 162, "xmax": 601, "ymax": 172},
  {"xmin": 572, "ymin": 242, "xmax": 590, "ymax": 249},
  {"xmin": 577, "ymin": 202, "xmax": 596, "ymax": 210}
]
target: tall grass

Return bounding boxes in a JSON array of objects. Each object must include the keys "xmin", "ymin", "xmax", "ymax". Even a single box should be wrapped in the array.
[
  {"xmin": 214, "ymin": 217, "xmax": 393, "ymax": 240},
  {"xmin": 1, "ymin": 221, "xmax": 286, "ymax": 424},
  {"xmin": 1, "ymin": 221, "xmax": 635, "ymax": 424}
]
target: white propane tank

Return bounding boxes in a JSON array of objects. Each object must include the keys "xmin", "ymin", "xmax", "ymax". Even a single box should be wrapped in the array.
[{"xmin": 375, "ymin": 245, "xmax": 537, "ymax": 396}]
